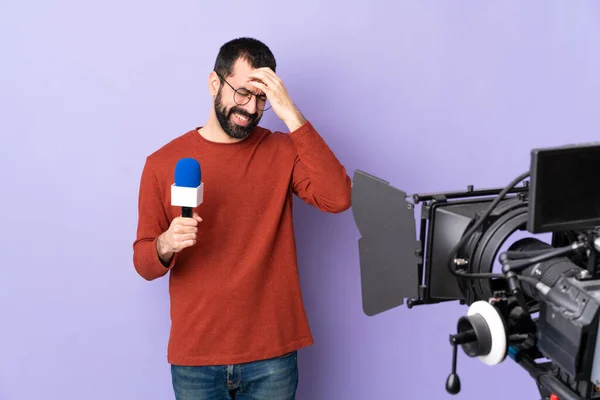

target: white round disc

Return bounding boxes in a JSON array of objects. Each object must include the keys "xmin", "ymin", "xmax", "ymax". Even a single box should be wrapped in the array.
[{"xmin": 467, "ymin": 300, "xmax": 507, "ymax": 366}]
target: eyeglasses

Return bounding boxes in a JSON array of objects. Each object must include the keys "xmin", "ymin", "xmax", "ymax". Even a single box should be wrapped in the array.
[{"xmin": 216, "ymin": 72, "xmax": 271, "ymax": 111}]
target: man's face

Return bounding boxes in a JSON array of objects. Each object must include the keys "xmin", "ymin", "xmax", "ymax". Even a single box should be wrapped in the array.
[{"xmin": 213, "ymin": 60, "xmax": 266, "ymax": 140}]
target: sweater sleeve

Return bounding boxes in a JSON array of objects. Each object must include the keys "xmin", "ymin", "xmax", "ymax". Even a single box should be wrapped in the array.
[
  {"xmin": 289, "ymin": 120, "xmax": 352, "ymax": 213},
  {"xmin": 132, "ymin": 158, "xmax": 179, "ymax": 281}
]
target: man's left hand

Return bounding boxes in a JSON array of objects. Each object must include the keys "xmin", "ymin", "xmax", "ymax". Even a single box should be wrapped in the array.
[{"xmin": 248, "ymin": 68, "xmax": 306, "ymax": 132}]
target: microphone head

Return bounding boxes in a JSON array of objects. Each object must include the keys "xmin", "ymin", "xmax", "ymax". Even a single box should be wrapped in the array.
[{"xmin": 174, "ymin": 158, "xmax": 201, "ymax": 188}]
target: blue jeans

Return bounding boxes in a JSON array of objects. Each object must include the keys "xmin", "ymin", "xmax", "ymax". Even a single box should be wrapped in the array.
[{"xmin": 171, "ymin": 351, "xmax": 298, "ymax": 400}]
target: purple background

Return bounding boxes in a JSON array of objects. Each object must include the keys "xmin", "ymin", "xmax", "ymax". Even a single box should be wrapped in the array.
[{"xmin": 2, "ymin": 1, "xmax": 600, "ymax": 399}]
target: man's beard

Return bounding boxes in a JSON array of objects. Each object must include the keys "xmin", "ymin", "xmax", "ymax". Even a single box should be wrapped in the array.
[{"xmin": 214, "ymin": 89, "xmax": 260, "ymax": 140}]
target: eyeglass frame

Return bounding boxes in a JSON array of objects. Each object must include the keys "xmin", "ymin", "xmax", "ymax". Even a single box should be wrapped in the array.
[{"xmin": 215, "ymin": 71, "xmax": 272, "ymax": 111}]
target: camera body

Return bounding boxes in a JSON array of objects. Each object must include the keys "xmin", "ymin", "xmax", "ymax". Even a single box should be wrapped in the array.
[{"xmin": 351, "ymin": 142, "xmax": 600, "ymax": 400}]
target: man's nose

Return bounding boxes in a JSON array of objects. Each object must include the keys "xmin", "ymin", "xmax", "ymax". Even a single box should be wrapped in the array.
[{"xmin": 244, "ymin": 96, "xmax": 258, "ymax": 113}]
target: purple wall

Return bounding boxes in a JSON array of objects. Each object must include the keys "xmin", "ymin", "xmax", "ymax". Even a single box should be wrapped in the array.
[{"xmin": 3, "ymin": 1, "xmax": 600, "ymax": 399}]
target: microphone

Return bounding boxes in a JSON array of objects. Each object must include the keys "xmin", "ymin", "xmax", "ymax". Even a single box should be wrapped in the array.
[{"xmin": 171, "ymin": 158, "xmax": 204, "ymax": 218}]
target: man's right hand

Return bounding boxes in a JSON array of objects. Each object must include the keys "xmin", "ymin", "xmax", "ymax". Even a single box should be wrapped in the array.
[{"xmin": 157, "ymin": 212, "xmax": 202, "ymax": 264}]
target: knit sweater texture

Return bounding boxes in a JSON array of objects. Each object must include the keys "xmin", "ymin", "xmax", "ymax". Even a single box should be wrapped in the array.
[{"xmin": 133, "ymin": 121, "xmax": 352, "ymax": 365}]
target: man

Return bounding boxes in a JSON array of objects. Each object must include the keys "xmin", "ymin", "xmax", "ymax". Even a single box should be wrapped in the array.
[{"xmin": 133, "ymin": 37, "xmax": 352, "ymax": 399}]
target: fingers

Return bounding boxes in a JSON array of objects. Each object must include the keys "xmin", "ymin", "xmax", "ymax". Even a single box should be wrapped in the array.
[
  {"xmin": 255, "ymin": 67, "xmax": 280, "ymax": 82},
  {"xmin": 171, "ymin": 231, "xmax": 198, "ymax": 251},
  {"xmin": 248, "ymin": 68, "xmax": 280, "ymax": 89},
  {"xmin": 173, "ymin": 238, "xmax": 196, "ymax": 251},
  {"xmin": 171, "ymin": 214, "xmax": 202, "ymax": 233},
  {"xmin": 167, "ymin": 213, "xmax": 203, "ymax": 252},
  {"xmin": 173, "ymin": 225, "xmax": 198, "ymax": 234},
  {"xmin": 179, "ymin": 239, "xmax": 196, "ymax": 248},
  {"xmin": 248, "ymin": 80, "xmax": 267, "ymax": 92},
  {"xmin": 175, "ymin": 216, "xmax": 201, "ymax": 226},
  {"xmin": 175, "ymin": 233, "xmax": 197, "ymax": 243}
]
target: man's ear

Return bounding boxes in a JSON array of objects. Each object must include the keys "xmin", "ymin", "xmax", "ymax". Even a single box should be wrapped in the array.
[{"xmin": 208, "ymin": 71, "xmax": 220, "ymax": 96}]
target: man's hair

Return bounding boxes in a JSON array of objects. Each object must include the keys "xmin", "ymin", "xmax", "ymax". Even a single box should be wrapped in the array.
[{"xmin": 213, "ymin": 37, "xmax": 276, "ymax": 78}]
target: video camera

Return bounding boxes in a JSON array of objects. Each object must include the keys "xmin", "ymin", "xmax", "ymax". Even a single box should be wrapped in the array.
[{"xmin": 351, "ymin": 142, "xmax": 600, "ymax": 400}]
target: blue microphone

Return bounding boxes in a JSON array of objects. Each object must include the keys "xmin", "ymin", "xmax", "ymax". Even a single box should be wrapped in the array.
[{"xmin": 171, "ymin": 158, "xmax": 204, "ymax": 218}]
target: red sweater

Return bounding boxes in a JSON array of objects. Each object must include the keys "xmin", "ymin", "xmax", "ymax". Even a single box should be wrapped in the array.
[{"xmin": 133, "ymin": 121, "xmax": 352, "ymax": 366}]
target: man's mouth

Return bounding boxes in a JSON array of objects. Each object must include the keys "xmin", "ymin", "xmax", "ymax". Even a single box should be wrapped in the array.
[{"xmin": 232, "ymin": 112, "xmax": 252, "ymax": 127}]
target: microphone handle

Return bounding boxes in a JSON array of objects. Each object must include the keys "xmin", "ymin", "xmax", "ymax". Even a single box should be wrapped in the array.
[{"xmin": 182, "ymin": 207, "xmax": 193, "ymax": 218}]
